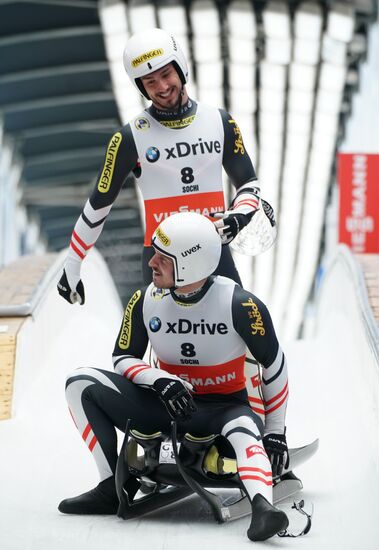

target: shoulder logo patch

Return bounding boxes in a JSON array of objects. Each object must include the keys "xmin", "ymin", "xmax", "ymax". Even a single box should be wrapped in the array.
[{"xmin": 135, "ymin": 117, "xmax": 150, "ymax": 131}]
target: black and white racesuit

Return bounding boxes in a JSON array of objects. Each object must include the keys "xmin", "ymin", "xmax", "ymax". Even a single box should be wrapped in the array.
[
  {"xmin": 66, "ymin": 100, "xmax": 258, "ymax": 285},
  {"xmin": 65, "ymin": 276, "xmax": 288, "ymax": 504}
]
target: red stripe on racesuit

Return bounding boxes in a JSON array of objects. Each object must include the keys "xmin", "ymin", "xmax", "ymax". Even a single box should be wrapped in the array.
[
  {"xmin": 72, "ymin": 230, "xmax": 93, "ymax": 251},
  {"xmin": 88, "ymin": 435, "xmax": 97, "ymax": 452},
  {"xmin": 252, "ymin": 407, "xmax": 266, "ymax": 415},
  {"xmin": 249, "ymin": 396, "xmax": 264, "ymax": 404},
  {"xmin": 70, "ymin": 240, "xmax": 85, "ymax": 260},
  {"xmin": 234, "ymin": 198, "xmax": 259, "ymax": 209},
  {"xmin": 248, "ymin": 396, "xmax": 265, "ymax": 415},
  {"xmin": 82, "ymin": 423, "xmax": 92, "ymax": 441},
  {"xmin": 238, "ymin": 467, "xmax": 272, "ymax": 477},
  {"xmin": 265, "ymin": 390, "xmax": 289, "ymax": 415},
  {"xmin": 264, "ymin": 382, "xmax": 288, "ymax": 407},
  {"xmin": 68, "ymin": 407, "xmax": 78, "ymax": 428},
  {"xmin": 124, "ymin": 365, "xmax": 151, "ymax": 381},
  {"xmin": 239, "ymin": 475, "xmax": 273, "ymax": 486}
]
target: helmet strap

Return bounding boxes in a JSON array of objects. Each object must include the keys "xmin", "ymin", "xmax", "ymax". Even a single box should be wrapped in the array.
[{"xmin": 135, "ymin": 77, "xmax": 150, "ymax": 100}]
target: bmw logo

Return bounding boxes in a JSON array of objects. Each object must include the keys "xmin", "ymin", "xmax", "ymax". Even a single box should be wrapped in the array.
[
  {"xmin": 149, "ymin": 317, "xmax": 162, "ymax": 332},
  {"xmin": 146, "ymin": 146, "xmax": 160, "ymax": 163}
]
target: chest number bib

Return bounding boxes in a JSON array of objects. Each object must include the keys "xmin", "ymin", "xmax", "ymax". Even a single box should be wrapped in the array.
[
  {"xmin": 181, "ymin": 342, "xmax": 196, "ymax": 357},
  {"xmin": 181, "ymin": 167, "xmax": 194, "ymax": 184}
]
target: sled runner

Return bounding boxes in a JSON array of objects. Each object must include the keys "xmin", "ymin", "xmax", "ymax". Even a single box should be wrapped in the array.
[{"xmin": 115, "ymin": 420, "xmax": 318, "ymax": 525}]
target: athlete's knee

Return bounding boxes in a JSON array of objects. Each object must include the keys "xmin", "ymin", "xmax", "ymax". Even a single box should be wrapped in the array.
[
  {"xmin": 65, "ymin": 367, "xmax": 91, "ymax": 387},
  {"xmin": 64, "ymin": 368, "xmax": 106, "ymax": 414},
  {"xmin": 222, "ymin": 415, "xmax": 260, "ymax": 437},
  {"xmin": 65, "ymin": 368, "xmax": 81, "ymax": 389}
]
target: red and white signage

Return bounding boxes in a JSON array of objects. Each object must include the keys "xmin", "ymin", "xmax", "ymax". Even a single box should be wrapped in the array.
[{"xmin": 338, "ymin": 153, "xmax": 379, "ymax": 253}]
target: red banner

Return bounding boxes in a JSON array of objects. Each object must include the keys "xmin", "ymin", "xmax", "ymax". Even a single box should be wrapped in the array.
[{"xmin": 338, "ymin": 153, "xmax": 379, "ymax": 253}]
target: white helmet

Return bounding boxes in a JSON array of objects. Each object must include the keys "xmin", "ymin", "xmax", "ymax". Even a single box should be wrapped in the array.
[
  {"xmin": 123, "ymin": 28, "xmax": 189, "ymax": 99},
  {"xmin": 151, "ymin": 212, "xmax": 222, "ymax": 287}
]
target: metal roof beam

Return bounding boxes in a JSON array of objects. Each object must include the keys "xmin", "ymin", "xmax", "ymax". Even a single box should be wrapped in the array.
[
  {"xmin": 14, "ymin": 119, "xmax": 118, "ymax": 157},
  {"xmin": 22, "ymin": 150, "xmax": 103, "ymax": 181},
  {"xmin": 0, "ymin": 62, "xmax": 111, "ymax": 106},
  {"xmin": 17, "ymin": 1, "xmax": 99, "ymax": 8},
  {"xmin": 0, "ymin": 26, "xmax": 105, "ymax": 75},
  {"xmin": 16, "ymin": 119, "xmax": 118, "ymax": 139},
  {"xmin": 3, "ymin": 92, "xmax": 118, "ymax": 132},
  {"xmin": 21, "ymin": 170, "xmax": 96, "ymax": 188},
  {"xmin": 23, "ymin": 185, "xmax": 138, "ymax": 208}
]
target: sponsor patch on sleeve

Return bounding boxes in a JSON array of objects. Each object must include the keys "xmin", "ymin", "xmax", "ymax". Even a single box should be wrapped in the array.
[
  {"xmin": 118, "ymin": 290, "xmax": 142, "ymax": 349},
  {"xmin": 241, "ymin": 297, "xmax": 265, "ymax": 336},
  {"xmin": 228, "ymin": 118, "xmax": 245, "ymax": 155},
  {"xmin": 98, "ymin": 132, "xmax": 123, "ymax": 193}
]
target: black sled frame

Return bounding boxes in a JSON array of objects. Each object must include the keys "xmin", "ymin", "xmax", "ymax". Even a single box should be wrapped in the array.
[{"xmin": 115, "ymin": 420, "xmax": 305, "ymax": 523}]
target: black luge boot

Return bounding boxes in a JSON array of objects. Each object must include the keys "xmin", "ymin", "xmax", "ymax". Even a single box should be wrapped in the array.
[
  {"xmin": 58, "ymin": 476, "xmax": 118, "ymax": 515},
  {"xmin": 247, "ymin": 493, "xmax": 289, "ymax": 541}
]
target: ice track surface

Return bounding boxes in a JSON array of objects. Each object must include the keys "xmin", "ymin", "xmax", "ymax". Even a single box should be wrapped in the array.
[{"xmin": 1, "ymin": 246, "xmax": 378, "ymax": 550}]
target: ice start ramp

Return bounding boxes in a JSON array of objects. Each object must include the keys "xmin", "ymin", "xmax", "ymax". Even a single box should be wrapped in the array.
[
  {"xmin": 285, "ymin": 246, "xmax": 379, "ymax": 550},
  {"xmin": 1, "ymin": 246, "xmax": 379, "ymax": 550}
]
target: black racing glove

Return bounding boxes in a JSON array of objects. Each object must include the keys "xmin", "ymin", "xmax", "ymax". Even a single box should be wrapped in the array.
[
  {"xmin": 57, "ymin": 269, "xmax": 85, "ymax": 305},
  {"xmin": 263, "ymin": 431, "xmax": 289, "ymax": 477},
  {"xmin": 153, "ymin": 378, "xmax": 197, "ymax": 421},
  {"xmin": 213, "ymin": 211, "xmax": 255, "ymax": 245}
]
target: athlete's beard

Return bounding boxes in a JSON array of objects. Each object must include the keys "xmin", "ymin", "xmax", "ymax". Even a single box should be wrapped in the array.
[{"xmin": 153, "ymin": 86, "xmax": 183, "ymax": 112}]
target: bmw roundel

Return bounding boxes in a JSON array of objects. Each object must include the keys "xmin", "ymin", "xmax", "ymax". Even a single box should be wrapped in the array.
[
  {"xmin": 149, "ymin": 317, "xmax": 162, "ymax": 332},
  {"xmin": 146, "ymin": 146, "xmax": 160, "ymax": 162}
]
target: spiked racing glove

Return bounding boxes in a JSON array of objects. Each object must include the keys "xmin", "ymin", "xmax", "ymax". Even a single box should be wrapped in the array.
[
  {"xmin": 57, "ymin": 268, "xmax": 85, "ymax": 305},
  {"xmin": 153, "ymin": 378, "xmax": 197, "ymax": 421},
  {"xmin": 263, "ymin": 431, "xmax": 289, "ymax": 477},
  {"xmin": 213, "ymin": 211, "xmax": 255, "ymax": 245},
  {"xmin": 213, "ymin": 182, "xmax": 260, "ymax": 245}
]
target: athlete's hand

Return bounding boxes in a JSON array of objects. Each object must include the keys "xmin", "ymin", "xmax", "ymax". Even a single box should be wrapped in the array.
[
  {"xmin": 153, "ymin": 377, "xmax": 197, "ymax": 420},
  {"xmin": 263, "ymin": 432, "xmax": 289, "ymax": 477},
  {"xmin": 57, "ymin": 269, "xmax": 85, "ymax": 305},
  {"xmin": 213, "ymin": 210, "xmax": 255, "ymax": 245}
]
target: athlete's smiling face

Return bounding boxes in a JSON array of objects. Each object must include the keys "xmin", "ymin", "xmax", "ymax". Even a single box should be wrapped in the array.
[
  {"xmin": 141, "ymin": 63, "xmax": 185, "ymax": 110},
  {"xmin": 149, "ymin": 250, "xmax": 175, "ymax": 288}
]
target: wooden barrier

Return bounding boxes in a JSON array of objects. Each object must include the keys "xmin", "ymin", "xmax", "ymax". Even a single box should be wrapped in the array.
[
  {"xmin": 0, "ymin": 318, "xmax": 25, "ymax": 419},
  {"xmin": 0, "ymin": 254, "xmax": 58, "ymax": 420}
]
